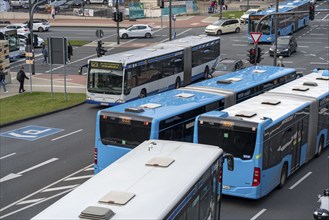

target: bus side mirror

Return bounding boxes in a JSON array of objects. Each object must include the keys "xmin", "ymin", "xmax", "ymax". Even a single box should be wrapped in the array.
[{"xmin": 224, "ymin": 153, "xmax": 234, "ymax": 171}]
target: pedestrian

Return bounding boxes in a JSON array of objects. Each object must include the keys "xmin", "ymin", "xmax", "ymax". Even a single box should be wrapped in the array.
[
  {"xmin": 68, "ymin": 42, "xmax": 73, "ymax": 62},
  {"xmin": 51, "ymin": 6, "xmax": 56, "ymax": 20},
  {"xmin": 225, "ymin": 4, "xmax": 228, "ymax": 10},
  {"xmin": 16, "ymin": 66, "xmax": 29, "ymax": 93},
  {"xmin": 42, "ymin": 44, "xmax": 48, "ymax": 64},
  {"xmin": 0, "ymin": 67, "xmax": 8, "ymax": 94}
]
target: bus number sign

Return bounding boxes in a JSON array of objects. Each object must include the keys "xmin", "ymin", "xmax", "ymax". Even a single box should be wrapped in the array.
[
  {"xmin": 90, "ymin": 61, "xmax": 122, "ymax": 70},
  {"xmin": 120, "ymin": 117, "xmax": 131, "ymax": 124},
  {"xmin": 221, "ymin": 121, "xmax": 234, "ymax": 128}
]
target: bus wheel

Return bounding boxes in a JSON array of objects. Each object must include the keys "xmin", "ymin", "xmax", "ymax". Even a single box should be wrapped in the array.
[
  {"xmin": 278, "ymin": 163, "xmax": 288, "ymax": 189},
  {"xmin": 139, "ymin": 89, "xmax": 147, "ymax": 98},
  {"xmin": 175, "ymin": 77, "xmax": 181, "ymax": 89},
  {"xmin": 204, "ymin": 67, "xmax": 209, "ymax": 79},
  {"xmin": 315, "ymin": 136, "xmax": 324, "ymax": 157}
]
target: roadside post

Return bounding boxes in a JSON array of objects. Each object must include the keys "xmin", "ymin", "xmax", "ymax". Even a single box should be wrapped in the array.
[{"xmin": 249, "ymin": 32, "xmax": 262, "ymax": 66}]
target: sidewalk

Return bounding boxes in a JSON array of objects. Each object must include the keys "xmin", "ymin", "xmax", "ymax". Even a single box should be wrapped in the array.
[{"xmin": 0, "ymin": 72, "xmax": 86, "ymax": 99}]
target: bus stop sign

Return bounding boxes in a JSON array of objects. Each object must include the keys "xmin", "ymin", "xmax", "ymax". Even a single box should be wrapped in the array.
[{"xmin": 250, "ymin": 32, "xmax": 262, "ymax": 44}]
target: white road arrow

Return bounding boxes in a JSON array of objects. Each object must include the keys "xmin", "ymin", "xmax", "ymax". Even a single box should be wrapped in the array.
[{"xmin": 0, "ymin": 158, "xmax": 58, "ymax": 183}]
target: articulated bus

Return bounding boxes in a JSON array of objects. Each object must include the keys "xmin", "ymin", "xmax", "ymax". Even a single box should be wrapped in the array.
[
  {"xmin": 86, "ymin": 35, "xmax": 220, "ymax": 106},
  {"xmin": 0, "ymin": 29, "xmax": 20, "ymax": 61},
  {"xmin": 194, "ymin": 70, "xmax": 329, "ymax": 199},
  {"xmin": 33, "ymin": 140, "xmax": 234, "ymax": 220},
  {"xmin": 248, "ymin": 0, "xmax": 311, "ymax": 43},
  {"xmin": 94, "ymin": 66, "xmax": 299, "ymax": 173}
]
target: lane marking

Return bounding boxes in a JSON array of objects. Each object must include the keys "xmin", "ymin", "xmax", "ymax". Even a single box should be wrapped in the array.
[
  {"xmin": 289, "ymin": 171, "xmax": 312, "ymax": 190},
  {"xmin": 0, "ymin": 153, "xmax": 16, "ymax": 160},
  {"xmin": 64, "ymin": 175, "xmax": 94, "ymax": 181},
  {"xmin": 42, "ymin": 184, "xmax": 79, "ymax": 192},
  {"xmin": 250, "ymin": 209, "xmax": 267, "ymax": 220},
  {"xmin": 17, "ymin": 198, "xmax": 45, "ymax": 205},
  {"xmin": 51, "ymin": 129, "xmax": 83, "ymax": 141},
  {"xmin": 0, "ymin": 158, "xmax": 59, "ymax": 183},
  {"xmin": 0, "ymin": 164, "xmax": 93, "ymax": 213}
]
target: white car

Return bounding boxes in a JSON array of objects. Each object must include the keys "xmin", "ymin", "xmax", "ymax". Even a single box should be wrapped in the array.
[
  {"xmin": 240, "ymin": 8, "xmax": 262, "ymax": 24},
  {"xmin": 205, "ymin": 18, "xmax": 241, "ymax": 35},
  {"xmin": 10, "ymin": 0, "xmax": 29, "ymax": 8},
  {"xmin": 17, "ymin": 33, "xmax": 45, "ymax": 48},
  {"xmin": 119, "ymin": 24, "xmax": 154, "ymax": 39},
  {"xmin": 4, "ymin": 23, "xmax": 30, "ymax": 34},
  {"xmin": 24, "ymin": 19, "xmax": 51, "ymax": 32}
]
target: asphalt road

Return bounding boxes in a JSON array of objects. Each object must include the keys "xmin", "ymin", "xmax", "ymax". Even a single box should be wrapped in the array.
[{"xmin": 1, "ymin": 3, "xmax": 328, "ymax": 219}]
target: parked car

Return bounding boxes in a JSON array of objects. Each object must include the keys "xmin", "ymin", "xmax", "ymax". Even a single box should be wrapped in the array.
[
  {"xmin": 4, "ymin": 23, "xmax": 30, "ymax": 34},
  {"xmin": 10, "ymin": 0, "xmax": 29, "ymax": 8},
  {"xmin": 205, "ymin": 18, "xmax": 241, "ymax": 35},
  {"xmin": 240, "ymin": 8, "xmax": 262, "ymax": 24},
  {"xmin": 24, "ymin": 19, "xmax": 50, "ymax": 32},
  {"xmin": 269, "ymin": 35, "xmax": 297, "ymax": 57},
  {"xmin": 49, "ymin": 0, "xmax": 67, "ymax": 7},
  {"xmin": 211, "ymin": 58, "xmax": 245, "ymax": 77},
  {"xmin": 119, "ymin": 24, "xmax": 154, "ymax": 39},
  {"xmin": 17, "ymin": 33, "xmax": 45, "ymax": 48}
]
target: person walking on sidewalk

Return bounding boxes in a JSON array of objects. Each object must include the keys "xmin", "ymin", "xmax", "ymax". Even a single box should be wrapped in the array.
[
  {"xmin": 0, "ymin": 67, "xmax": 8, "ymax": 94},
  {"xmin": 42, "ymin": 44, "xmax": 48, "ymax": 64},
  {"xmin": 68, "ymin": 42, "xmax": 73, "ymax": 62},
  {"xmin": 16, "ymin": 66, "xmax": 29, "ymax": 93},
  {"xmin": 51, "ymin": 6, "xmax": 56, "ymax": 20}
]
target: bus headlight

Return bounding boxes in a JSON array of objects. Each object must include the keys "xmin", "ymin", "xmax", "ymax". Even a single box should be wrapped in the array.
[
  {"xmin": 116, "ymin": 99, "xmax": 126, "ymax": 103},
  {"xmin": 266, "ymin": 37, "xmax": 272, "ymax": 41}
]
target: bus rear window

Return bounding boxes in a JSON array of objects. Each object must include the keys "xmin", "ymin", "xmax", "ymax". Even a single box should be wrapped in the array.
[
  {"xmin": 198, "ymin": 123, "xmax": 257, "ymax": 160},
  {"xmin": 100, "ymin": 116, "xmax": 151, "ymax": 148}
]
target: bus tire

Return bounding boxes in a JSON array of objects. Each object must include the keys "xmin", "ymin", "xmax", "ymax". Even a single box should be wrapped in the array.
[
  {"xmin": 175, "ymin": 77, "xmax": 181, "ymax": 89},
  {"xmin": 139, "ymin": 89, "xmax": 147, "ymax": 98},
  {"xmin": 278, "ymin": 163, "xmax": 288, "ymax": 189},
  {"xmin": 315, "ymin": 136, "xmax": 324, "ymax": 157},
  {"xmin": 204, "ymin": 67, "xmax": 210, "ymax": 79},
  {"xmin": 122, "ymin": 33, "xmax": 128, "ymax": 39}
]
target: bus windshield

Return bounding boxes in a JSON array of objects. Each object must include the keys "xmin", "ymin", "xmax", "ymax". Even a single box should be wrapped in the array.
[
  {"xmin": 88, "ymin": 68, "xmax": 123, "ymax": 94},
  {"xmin": 198, "ymin": 124, "xmax": 257, "ymax": 160},
  {"xmin": 100, "ymin": 116, "xmax": 151, "ymax": 148},
  {"xmin": 249, "ymin": 15, "xmax": 272, "ymax": 35}
]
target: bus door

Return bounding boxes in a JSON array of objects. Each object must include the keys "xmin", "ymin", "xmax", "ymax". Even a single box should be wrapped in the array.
[
  {"xmin": 291, "ymin": 123, "xmax": 301, "ymax": 172},
  {"xmin": 183, "ymin": 47, "xmax": 192, "ymax": 86}
]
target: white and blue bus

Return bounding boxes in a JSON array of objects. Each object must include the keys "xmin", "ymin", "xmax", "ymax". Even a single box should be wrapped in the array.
[
  {"xmin": 248, "ymin": 0, "xmax": 311, "ymax": 43},
  {"xmin": 86, "ymin": 35, "xmax": 220, "ymax": 106},
  {"xmin": 33, "ymin": 140, "xmax": 234, "ymax": 220},
  {"xmin": 194, "ymin": 70, "xmax": 329, "ymax": 199},
  {"xmin": 94, "ymin": 66, "xmax": 299, "ymax": 174},
  {"xmin": 0, "ymin": 29, "xmax": 20, "ymax": 61}
]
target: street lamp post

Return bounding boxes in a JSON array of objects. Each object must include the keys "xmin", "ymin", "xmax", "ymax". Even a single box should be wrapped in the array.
[{"xmin": 169, "ymin": 0, "xmax": 172, "ymax": 41}]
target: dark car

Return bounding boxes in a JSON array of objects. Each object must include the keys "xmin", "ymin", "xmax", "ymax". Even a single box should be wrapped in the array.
[
  {"xmin": 211, "ymin": 58, "xmax": 245, "ymax": 77},
  {"xmin": 269, "ymin": 36, "xmax": 297, "ymax": 57}
]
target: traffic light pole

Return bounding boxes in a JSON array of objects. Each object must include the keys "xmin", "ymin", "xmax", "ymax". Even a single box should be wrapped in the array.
[
  {"xmin": 169, "ymin": 0, "xmax": 172, "ymax": 41},
  {"xmin": 116, "ymin": 0, "xmax": 120, "ymax": 45}
]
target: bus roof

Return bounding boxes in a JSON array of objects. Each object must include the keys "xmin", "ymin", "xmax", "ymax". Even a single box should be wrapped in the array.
[
  {"xmin": 89, "ymin": 35, "xmax": 219, "ymax": 65},
  {"xmin": 185, "ymin": 66, "xmax": 296, "ymax": 93},
  {"xmin": 201, "ymin": 71, "xmax": 328, "ymax": 124},
  {"xmin": 33, "ymin": 140, "xmax": 223, "ymax": 220},
  {"xmin": 100, "ymin": 88, "xmax": 225, "ymax": 120},
  {"xmin": 257, "ymin": 0, "xmax": 310, "ymax": 15},
  {"xmin": 268, "ymin": 71, "xmax": 329, "ymax": 100}
]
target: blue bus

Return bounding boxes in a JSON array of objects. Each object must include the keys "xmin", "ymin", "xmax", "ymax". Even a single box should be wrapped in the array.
[
  {"xmin": 194, "ymin": 70, "xmax": 329, "ymax": 199},
  {"xmin": 248, "ymin": 0, "xmax": 311, "ymax": 43},
  {"xmin": 94, "ymin": 66, "xmax": 299, "ymax": 174},
  {"xmin": 0, "ymin": 29, "xmax": 21, "ymax": 61}
]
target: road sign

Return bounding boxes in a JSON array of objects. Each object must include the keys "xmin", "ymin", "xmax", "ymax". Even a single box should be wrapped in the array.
[
  {"xmin": 250, "ymin": 32, "xmax": 263, "ymax": 44},
  {"xmin": 95, "ymin": 29, "xmax": 104, "ymax": 39},
  {"xmin": 25, "ymin": 52, "xmax": 33, "ymax": 57},
  {"xmin": 0, "ymin": 125, "xmax": 63, "ymax": 141},
  {"xmin": 26, "ymin": 59, "xmax": 34, "ymax": 64}
]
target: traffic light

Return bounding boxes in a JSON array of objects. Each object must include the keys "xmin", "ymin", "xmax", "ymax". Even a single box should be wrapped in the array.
[
  {"xmin": 256, "ymin": 47, "xmax": 264, "ymax": 63},
  {"xmin": 117, "ymin": 12, "xmax": 123, "ymax": 22},
  {"xmin": 96, "ymin": 40, "xmax": 107, "ymax": 57},
  {"xmin": 309, "ymin": 4, "xmax": 315, "ymax": 21},
  {"xmin": 160, "ymin": 0, "xmax": 164, "ymax": 8},
  {"xmin": 112, "ymin": 12, "xmax": 118, "ymax": 22},
  {"xmin": 247, "ymin": 48, "xmax": 256, "ymax": 65}
]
